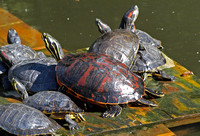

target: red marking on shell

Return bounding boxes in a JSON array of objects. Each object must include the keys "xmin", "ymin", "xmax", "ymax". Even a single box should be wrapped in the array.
[
  {"xmin": 103, "ymin": 96, "xmax": 106, "ymax": 100},
  {"xmin": 119, "ymin": 68, "xmax": 128, "ymax": 78},
  {"xmin": 97, "ymin": 75, "xmax": 111, "ymax": 93},
  {"xmin": 133, "ymin": 80, "xmax": 139, "ymax": 90},
  {"xmin": 77, "ymin": 63, "xmax": 93, "ymax": 86},
  {"xmin": 56, "ymin": 53, "xmax": 145, "ymax": 105},
  {"xmin": 131, "ymin": 73, "xmax": 138, "ymax": 81},
  {"xmin": 114, "ymin": 96, "xmax": 118, "ymax": 102}
]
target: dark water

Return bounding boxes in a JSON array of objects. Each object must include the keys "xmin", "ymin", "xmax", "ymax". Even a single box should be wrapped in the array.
[
  {"xmin": 0, "ymin": 0, "xmax": 200, "ymax": 135},
  {"xmin": 1, "ymin": 0, "xmax": 199, "ymax": 77}
]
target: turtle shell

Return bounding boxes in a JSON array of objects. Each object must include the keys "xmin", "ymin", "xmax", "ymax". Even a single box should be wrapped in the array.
[
  {"xmin": 23, "ymin": 91, "xmax": 83, "ymax": 114},
  {"xmin": 0, "ymin": 103, "xmax": 60, "ymax": 136},
  {"xmin": 135, "ymin": 29, "xmax": 162, "ymax": 50},
  {"xmin": 131, "ymin": 43, "xmax": 166, "ymax": 72},
  {"xmin": 89, "ymin": 28, "xmax": 165, "ymax": 73},
  {"xmin": 89, "ymin": 29, "xmax": 139, "ymax": 69},
  {"xmin": 0, "ymin": 44, "xmax": 41, "ymax": 67},
  {"xmin": 56, "ymin": 53, "xmax": 145, "ymax": 106},
  {"xmin": 8, "ymin": 57, "xmax": 59, "ymax": 93}
]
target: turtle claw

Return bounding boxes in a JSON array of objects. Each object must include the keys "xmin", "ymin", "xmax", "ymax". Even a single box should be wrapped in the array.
[
  {"xmin": 102, "ymin": 105, "xmax": 122, "ymax": 118},
  {"xmin": 65, "ymin": 114, "xmax": 80, "ymax": 130},
  {"xmin": 68, "ymin": 123, "xmax": 79, "ymax": 130}
]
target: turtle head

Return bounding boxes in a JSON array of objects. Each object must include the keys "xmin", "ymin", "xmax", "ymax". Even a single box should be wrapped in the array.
[
  {"xmin": 10, "ymin": 78, "xmax": 29, "ymax": 100},
  {"xmin": 95, "ymin": 18, "xmax": 111, "ymax": 34},
  {"xmin": 42, "ymin": 33, "xmax": 64, "ymax": 61},
  {"xmin": 119, "ymin": 5, "xmax": 139, "ymax": 32},
  {"xmin": 7, "ymin": 28, "xmax": 21, "ymax": 44}
]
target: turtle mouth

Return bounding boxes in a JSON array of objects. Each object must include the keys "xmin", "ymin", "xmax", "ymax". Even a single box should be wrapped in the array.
[{"xmin": 41, "ymin": 32, "xmax": 47, "ymax": 41}]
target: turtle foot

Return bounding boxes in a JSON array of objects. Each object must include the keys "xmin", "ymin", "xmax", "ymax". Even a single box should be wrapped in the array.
[
  {"xmin": 159, "ymin": 70, "xmax": 176, "ymax": 81},
  {"xmin": 153, "ymin": 70, "xmax": 176, "ymax": 81},
  {"xmin": 102, "ymin": 105, "xmax": 122, "ymax": 118},
  {"xmin": 68, "ymin": 123, "xmax": 80, "ymax": 130},
  {"xmin": 65, "ymin": 114, "xmax": 80, "ymax": 130}
]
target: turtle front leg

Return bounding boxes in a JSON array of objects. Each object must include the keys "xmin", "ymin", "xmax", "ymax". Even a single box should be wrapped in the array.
[
  {"xmin": 154, "ymin": 70, "xmax": 176, "ymax": 81},
  {"xmin": 10, "ymin": 77, "xmax": 29, "ymax": 99},
  {"xmin": 65, "ymin": 114, "xmax": 80, "ymax": 130},
  {"xmin": 102, "ymin": 105, "xmax": 122, "ymax": 118}
]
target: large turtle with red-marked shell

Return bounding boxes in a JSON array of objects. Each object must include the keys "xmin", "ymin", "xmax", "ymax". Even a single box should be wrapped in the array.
[{"xmin": 42, "ymin": 33, "xmax": 162, "ymax": 118}]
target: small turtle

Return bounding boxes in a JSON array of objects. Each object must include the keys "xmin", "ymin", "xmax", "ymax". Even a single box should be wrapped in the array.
[
  {"xmin": 92, "ymin": 6, "xmax": 175, "ymax": 81},
  {"xmin": 42, "ymin": 33, "xmax": 163, "ymax": 118},
  {"xmin": 8, "ymin": 57, "xmax": 59, "ymax": 99},
  {"xmin": 0, "ymin": 103, "xmax": 60, "ymax": 136},
  {"xmin": 0, "ymin": 28, "xmax": 46, "ymax": 91},
  {"xmin": 23, "ymin": 91, "xmax": 85, "ymax": 130},
  {"xmin": 0, "ymin": 28, "xmax": 46, "ymax": 74}
]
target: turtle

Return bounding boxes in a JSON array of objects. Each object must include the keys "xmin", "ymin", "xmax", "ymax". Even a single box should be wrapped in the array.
[
  {"xmin": 42, "ymin": 33, "xmax": 163, "ymax": 118},
  {"xmin": 0, "ymin": 103, "xmax": 61, "ymax": 136},
  {"xmin": 8, "ymin": 57, "xmax": 60, "ymax": 99},
  {"xmin": 23, "ymin": 91, "xmax": 85, "ymax": 130},
  {"xmin": 0, "ymin": 28, "xmax": 46, "ymax": 74},
  {"xmin": 0, "ymin": 28, "xmax": 46, "ymax": 91},
  {"xmin": 91, "ymin": 6, "xmax": 175, "ymax": 81}
]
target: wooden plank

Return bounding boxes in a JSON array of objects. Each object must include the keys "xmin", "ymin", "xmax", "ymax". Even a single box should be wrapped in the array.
[
  {"xmin": 0, "ymin": 8, "xmax": 49, "ymax": 53},
  {"xmin": 0, "ymin": 7, "xmax": 200, "ymax": 135}
]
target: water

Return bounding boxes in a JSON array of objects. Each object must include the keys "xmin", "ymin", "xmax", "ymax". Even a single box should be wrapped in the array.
[
  {"xmin": 0, "ymin": 0, "xmax": 200, "ymax": 135},
  {"xmin": 1, "ymin": 0, "xmax": 200, "ymax": 77}
]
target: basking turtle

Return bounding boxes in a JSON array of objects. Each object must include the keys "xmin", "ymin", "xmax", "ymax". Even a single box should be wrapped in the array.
[
  {"xmin": 0, "ymin": 28, "xmax": 46, "ymax": 91},
  {"xmin": 8, "ymin": 57, "xmax": 59, "ymax": 99},
  {"xmin": 0, "ymin": 28, "xmax": 46, "ymax": 74},
  {"xmin": 23, "ymin": 91, "xmax": 85, "ymax": 130},
  {"xmin": 91, "ymin": 6, "xmax": 175, "ymax": 81},
  {"xmin": 42, "ymin": 33, "xmax": 163, "ymax": 118},
  {"xmin": 0, "ymin": 103, "xmax": 60, "ymax": 136}
]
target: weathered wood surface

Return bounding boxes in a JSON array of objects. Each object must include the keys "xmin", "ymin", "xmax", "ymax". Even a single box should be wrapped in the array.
[{"xmin": 0, "ymin": 8, "xmax": 200, "ymax": 136}]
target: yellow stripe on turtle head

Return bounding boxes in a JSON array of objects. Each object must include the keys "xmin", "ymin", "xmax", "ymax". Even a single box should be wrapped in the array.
[{"xmin": 42, "ymin": 33, "xmax": 64, "ymax": 61}]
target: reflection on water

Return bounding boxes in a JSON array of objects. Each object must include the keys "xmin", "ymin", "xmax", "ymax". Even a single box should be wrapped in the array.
[{"xmin": 0, "ymin": 0, "xmax": 200, "ymax": 134}]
